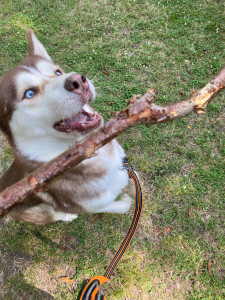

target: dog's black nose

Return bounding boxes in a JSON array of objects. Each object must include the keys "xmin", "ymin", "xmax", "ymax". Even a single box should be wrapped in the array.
[{"xmin": 64, "ymin": 73, "xmax": 89, "ymax": 93}]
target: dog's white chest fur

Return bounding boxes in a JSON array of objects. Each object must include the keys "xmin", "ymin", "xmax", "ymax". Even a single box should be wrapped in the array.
[
  {"xmin": 36, "ymin": 139, "xmax": 132, "ymax": 222},
  {"xmin": 77, "ymin": 140, "xmax": 130, "ymax": 213}
]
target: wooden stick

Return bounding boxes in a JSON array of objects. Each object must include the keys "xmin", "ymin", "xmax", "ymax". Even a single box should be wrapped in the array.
[{"xmin": 0, "ymin": 65, "xmax": 224, "ymax": 217}]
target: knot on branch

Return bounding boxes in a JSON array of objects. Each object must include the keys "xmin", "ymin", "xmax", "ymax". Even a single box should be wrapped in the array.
[
  {"xmin": 28, "ymin": 175, "xmax": 44, "ymax": 193},
  {"xmin": 127, "ymin": 94, "xmax": 140, "ymax": 105},
  {"xmin": 115, "ymin": 109, "xmax": 128, "ymax": 119},
  {"xmin": 194, "ymin": 106, "xmax": 206, "ymax": 114},
  {"xmin": 145, "ymin": 89, "xmax": 158, "ymax": 104},
  {"xmin": 123, "ymin": 89, "xmax": 158, "ymax": 118}
]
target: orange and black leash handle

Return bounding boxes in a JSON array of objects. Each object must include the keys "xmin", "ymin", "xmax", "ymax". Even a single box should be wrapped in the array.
[{"xmin": 79, "ymin": 158, "xmax": 143, "ymax": 300}]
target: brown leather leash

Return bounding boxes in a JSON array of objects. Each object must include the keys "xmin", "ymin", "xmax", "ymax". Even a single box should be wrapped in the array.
[{"xmin": 79, "ymin": 158, "xmax": 143, "ymax": 300}]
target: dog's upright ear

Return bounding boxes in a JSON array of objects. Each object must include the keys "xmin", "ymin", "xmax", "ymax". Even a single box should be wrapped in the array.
[{"xmin": 26, "ymin": 29, "xmax": 52, "ymax": 61}]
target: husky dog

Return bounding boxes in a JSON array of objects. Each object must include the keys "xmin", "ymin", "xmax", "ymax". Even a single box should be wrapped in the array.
[{"xmin": 0, "ymin": 30, "xmax": 134, "ymax": 225}]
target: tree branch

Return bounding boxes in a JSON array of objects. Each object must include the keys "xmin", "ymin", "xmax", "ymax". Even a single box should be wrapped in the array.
[{"xmin": 0, "ymin": 65, "xmax": 224, "ymax": 218}]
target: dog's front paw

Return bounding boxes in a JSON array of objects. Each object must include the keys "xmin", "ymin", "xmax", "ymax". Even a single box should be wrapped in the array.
[{"xmin": 60, "ymin": 213, "xmax": 78, "ymax": 222}]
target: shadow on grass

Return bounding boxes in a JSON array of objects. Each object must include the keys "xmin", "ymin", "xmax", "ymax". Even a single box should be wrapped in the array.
[
  {"xmin": 0, "ymin": 220, "xmax": 56, "ymax": 299},
  {"xmin": 0, "ymin": 250, "xmax": 55, "ymax": 300}
]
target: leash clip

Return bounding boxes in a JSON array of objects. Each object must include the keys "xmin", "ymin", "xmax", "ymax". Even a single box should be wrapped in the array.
[{"xmin": 122, "ymin": 157, "xmax": 134, "ymax": 174}]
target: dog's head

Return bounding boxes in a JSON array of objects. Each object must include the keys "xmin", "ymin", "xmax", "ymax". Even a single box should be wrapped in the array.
[{"xmin": 0, "ymin": 30, "xmax": 102, "ymax": 161}]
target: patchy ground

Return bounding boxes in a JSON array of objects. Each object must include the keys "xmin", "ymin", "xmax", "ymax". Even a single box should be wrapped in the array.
[{"xmin": 0, "ymin": 0, "xmax": 225, "ymax": 298}]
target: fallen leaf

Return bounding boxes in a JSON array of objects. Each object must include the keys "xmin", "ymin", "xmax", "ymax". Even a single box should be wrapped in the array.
[
  {"xmin": 59, "ymin": 277, "xmax": 75, "ymax": 285},
  {"xmin": 93, "ymin": 214, "xmax": 100, "ymax": 223},
  {"xmin": 166, "ymin": 226, "xmax": 172, "ymax": 234},
  {"xmin": 102, "ymin": 71, "xmax": 109, "ymax": 75},
  {"xmin": 208, "ymin": 259, "xmax": 213, "ymax": 277},
  {"xmin": 60, "ymin": 245, "xmax": 66, "ymax": 252},
  {"xmin": 181, "ymin": 240, "xmax": 188, "ymax": 248},
  {"xmin": 188, "ymin": 208, "xmax": 191, "ymax": 217},
  {"xmin": 63, "ymin": 235, "xmax": 69, "ymax": 242}
]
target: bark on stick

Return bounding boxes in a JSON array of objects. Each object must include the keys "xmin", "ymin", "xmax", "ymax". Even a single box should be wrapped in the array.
[{"xmin": 0, "ymin": 65, "xmax": 224, "ymax": 218}]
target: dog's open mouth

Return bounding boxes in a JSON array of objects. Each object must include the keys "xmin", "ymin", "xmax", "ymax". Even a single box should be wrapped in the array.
[{"xmin": 54, "ymin": 108, "xmax": 102, "ymax": 133}]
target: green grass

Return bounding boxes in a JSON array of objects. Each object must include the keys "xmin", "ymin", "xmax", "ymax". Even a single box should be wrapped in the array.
[{"xmin": 0, "ymin": 0, "xmax": 224, "ymax": 299}]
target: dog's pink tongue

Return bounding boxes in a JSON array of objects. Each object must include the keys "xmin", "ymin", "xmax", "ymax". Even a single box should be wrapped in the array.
[
  {"xmin": 67, "ymin": 113, "xmax": 87, "ymax": 126},
  {"xmin": 54, "ymin": 110, "xmax": 101, "ymax": 133}
]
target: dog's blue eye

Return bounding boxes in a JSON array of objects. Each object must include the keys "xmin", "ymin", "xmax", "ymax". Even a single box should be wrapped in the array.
[
  {"xmin": 55, "ymin": 70, "xmax": 62, "ymax": 76},
  {"xmin": 24, "ymin": 89, "xmax": 35, "ymax": 99}
]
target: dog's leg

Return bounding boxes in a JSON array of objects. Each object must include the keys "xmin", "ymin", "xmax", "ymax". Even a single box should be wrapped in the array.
[
  {"xmin": 98, "ymin": 176, "xmax": 137, "ymax": 214},
  {"xmin": 58, "ymin": 212, "xmax": 78, "ymax": 222},
  {"xmin": 9, "ymin": 200, "xmax": 78, "ymax": 225},
  {"xmin": 84, "ymin": 177, "xmax": 136, "ymax": 214},
  {"xmin": 97, "ymin": 193, "xmax": 133, "ymax": 214}
]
